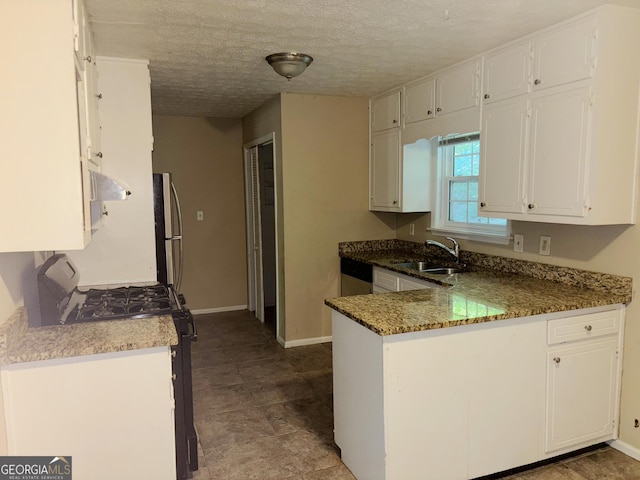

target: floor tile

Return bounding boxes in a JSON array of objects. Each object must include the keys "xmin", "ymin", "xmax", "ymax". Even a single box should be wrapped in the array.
[
  {"xmin": 248, "ymin": 372, "xmax": 317, "ymax": 406},
  {"xmin": 192, "ymin": 363, "xmax": 243, "ymax": 389},
  {"xmin": 302, "ymin": 463, "xmax": 356, "ymax": 479},
  {"xmin": 262, "ymin": 396, "xmax": 334, "ymax": 439},
  {"xmin": 194, "ymin": 382, "xmax": 257, "ymax": 417},
  {"xmin": 563, "ymin": 447, "xmax": 640, "ymax": 480},
  {"xmin": 517, "ymin": 464, "xmax": 588, "ymax": 480},
  {"xmin": 196, "ymin": 407, "xmax": 275, "ymax": 451}
]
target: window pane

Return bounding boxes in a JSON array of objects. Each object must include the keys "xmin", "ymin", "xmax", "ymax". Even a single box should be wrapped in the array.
[
  {"xmin": 449, "ymin": 202, "xmax": 468, "ymax": 222},
  {"xmin": 450, "ymin": 181, "xmax": 468, "ymax": 201},
  {"xmin": 467, "ymin": 202, "xmax": 487, "ymax": 224},
  {"xmin": 453, "ymin": 156, "xmax": 472, "ymax": 176},
  {"xmin": 472, "ymin": 153, "xmax": 480, "ymax": 176},
  {"xmin": 469, "ymin": 180, "xmax": 478, "ymax": 201}
]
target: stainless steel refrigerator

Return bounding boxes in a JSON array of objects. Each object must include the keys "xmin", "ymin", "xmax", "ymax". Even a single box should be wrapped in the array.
[{"xmin": 153, "ymin": 173, "xmax": 184, "ymax": 291}]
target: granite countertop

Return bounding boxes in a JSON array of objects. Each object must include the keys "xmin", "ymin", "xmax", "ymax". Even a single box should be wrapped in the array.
[
  {"xmin": 325, "ymin": 240, "xmax": 632, "ymax": 336},
  {"xmin": 0, "ymin": 308, "xmax": 178, "ymax": 366}
]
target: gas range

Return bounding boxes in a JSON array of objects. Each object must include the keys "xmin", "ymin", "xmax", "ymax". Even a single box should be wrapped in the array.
[
  {"xmin": 67, "ymin": 284, "xmax": 179, "ymax": 324},
  {"xmin": 37, "ymin": 254, "xmax": 183, "ymax": 326}
]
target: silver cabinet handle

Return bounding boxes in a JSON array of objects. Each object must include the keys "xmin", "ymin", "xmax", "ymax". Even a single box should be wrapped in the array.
[
  {"xmin": 584, "ymin": 325, "xmax": 593, "ymax": 332},
  {"xmin": 480, "ymin": 202, "xmax": 486, "ymax": 207},
  {"xmin": 484, "ymin": 93, "xmax": 490, "ymax": 99},
  {"xmin": 528, "ymin": 203, "xmax": 535, "ymax": 210},
  {"xmin": 392, "ymin": 119, "xmax": 398, "ymax": 124},
  {"xmin": 427, "ymin": 110, "xmax": 432, "ymax": 115},
  {"xmin": 436, "ymin": 107, "xmax": 442, "ymax": 112},
  {"xmin": 392, "ymin": 200, "xmax": 398, "ymax": 205},
  {"xmin": 553, "ymin": 357, "xmax": 561, "ymax": 364},
  {"xmin": 534, "ymin": 79, "xmax": 541, "ymax": 85}
]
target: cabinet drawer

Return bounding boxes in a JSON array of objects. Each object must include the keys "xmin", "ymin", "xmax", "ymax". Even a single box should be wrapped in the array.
[
  {"xmin": 373, "ymin": 269, "xmax": 398, "ymax": 291},
  {"xmin": 548, "ymin": 310, "xmax": 619, "ymax": 345}
]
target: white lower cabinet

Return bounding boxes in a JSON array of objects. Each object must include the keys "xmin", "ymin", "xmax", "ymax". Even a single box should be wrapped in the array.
[
  {"xmin": 332, "ymin": 305, "xmax": 624, "ymax": 480},
  {"xmin": 372, "ymin": 267, "xmax": 441, "ymax": 292},
  {"xmin": 1, "ymin": 348, "xmax": 176, "ymax": 480}
]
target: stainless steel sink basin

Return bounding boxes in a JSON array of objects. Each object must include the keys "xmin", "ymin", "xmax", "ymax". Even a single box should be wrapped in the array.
[
  {"xmin": 423, "ymin": 267, "xmax": 466, "ymax": 275},
  {"xmin": 393, "ymin": 262, "xmax": 467, "ymax": 275},
  {"xmin": 393, "ymin": 261, "xmax": 437, "ymax": 272}
]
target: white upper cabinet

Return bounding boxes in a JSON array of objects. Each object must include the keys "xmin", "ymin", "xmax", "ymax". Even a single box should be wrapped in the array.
[
  {"xmin": 436, "ymin": 59, "xmax": 481, "ymax": 117},
  {"xmin": 371, "ymin": 90, "xmax": 401, "ymax": 132},
  {"xmin": 405, "ymin": 59, "xmax": 481, "ymax": 125},
  {"xmin": 480, "ymin": 6, "xmax": 640, "ymax": 225},
  {"xmin": 483, "ymin": 42, "xmax": 532, "ymax": 103},
  {"xmin": 533, "ymin": 18, "xmax": 595, "ymax": 91},
  {"xmin": 370, "ymin": 130, "xmax": 401, "ymax": 209},
  {"xmin": 0, "ymin": 0, "xmax": 100, "ymax": 252},
  {"xmin": 404, "ymin": 78, "xmax": 436, "ymax": 124}
]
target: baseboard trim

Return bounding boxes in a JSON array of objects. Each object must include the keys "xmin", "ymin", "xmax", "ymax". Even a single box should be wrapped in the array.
[
  {"xmin": 284, "ymin": 336, "xmax": 332, "ymax": 348},
  {"xmin": 608, "ymin": 439, "xmax": 640, "ymax": 461},
  {"xmin": 191, "ymin": 305, "xmax": 248, "ymax": 315}
]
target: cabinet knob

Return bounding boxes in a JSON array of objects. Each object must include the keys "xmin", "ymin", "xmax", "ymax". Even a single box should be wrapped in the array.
[
  {"xmin": 584, "ymin": 324, "xmax": 593, "ymax": 332},
  {"xmin": 84, "ymin": 55, "xmax": 92, "ymax": 63},
  {"xmin": 436, "ymin": 107, "xmax": 442, "ymax": 113},
  {"xmin": 528, "ymin": 203, "xmax": 535, "ymax": 210},
  {"xmin": 393, "ymin": 200, "xmax": 398, "ymax": 205},
  {"xmin": 95, "ymin": 152, "xmax": 103, "ymax": 158},
  {"xmin": 484, "ymin": 93, "xmax": 490, "ymax": 99},
  {"xmin": 480, "ymin": 202, "xmax": 486, "ymax": 207},
  {"xmin": 427, "ymin": 110, "xmax": 432, "ymax": 115},
  {"xmin": 534, "ymin": 79, "xmax": 542, "ymax": 85},
  {"xmin": 553, "ymin": 357, "xmax": 561, "ymax": 364},
  {"xmin": 97, "ymin": 93, "xmax": 103, "ymax": 99},
  {"xmin": 392, "ymin": 119, "xmax": 398, "ymax": 124}
]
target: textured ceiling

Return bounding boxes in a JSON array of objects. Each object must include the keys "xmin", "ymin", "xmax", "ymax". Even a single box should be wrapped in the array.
[{"xmin": 85, "ymin": 0, "xmax": 640, "ymax": 118}]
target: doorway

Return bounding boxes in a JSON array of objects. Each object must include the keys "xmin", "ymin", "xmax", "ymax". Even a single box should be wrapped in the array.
[{"xmin": 244, "ymin": 134, "xmax": 280, "ymax": 341}]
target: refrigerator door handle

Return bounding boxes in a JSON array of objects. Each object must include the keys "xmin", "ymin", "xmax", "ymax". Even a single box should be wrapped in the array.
[{"xmin": 170, "ymin": 181, "xmax": 185, "ymax": 293}]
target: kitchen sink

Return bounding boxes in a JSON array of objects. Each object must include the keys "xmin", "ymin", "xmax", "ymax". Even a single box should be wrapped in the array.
[
  {"xmin": 393, "ymin": 262, "xmax": 467, "ymax": 275},
  {"xmin": 393, "ymin": 261, "xmax": 438, "ymax": 272}
]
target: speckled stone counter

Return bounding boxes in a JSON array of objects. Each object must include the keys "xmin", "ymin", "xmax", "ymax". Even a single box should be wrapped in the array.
[
  {"xmin": 0, "ymin": 308, "xmax": 178, "ymax": 365},
  {"xmin": 326, "ymin": 240, "xmax": 632, "ymax": 335}
]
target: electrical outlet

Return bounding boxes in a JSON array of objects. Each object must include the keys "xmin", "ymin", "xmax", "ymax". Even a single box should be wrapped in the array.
[
  {"xmin": 197, "ymin": 210, "xmax": 204, "ymax": 221},
  {"xmin": 539, "ymin": 235, "xmax": 551, "ymax": 256},
  {"xmin": 409, "ymin": 224, "xmax": 415, "ymax": 236},
  {"xmin": 513, "ymin": 234, "xmax": 524, "ymax": 253}
]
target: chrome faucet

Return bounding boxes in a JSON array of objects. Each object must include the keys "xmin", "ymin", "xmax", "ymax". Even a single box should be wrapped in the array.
[{"xmin": 426, "ymin": 237, "xmax": 460, "ymax": 263}]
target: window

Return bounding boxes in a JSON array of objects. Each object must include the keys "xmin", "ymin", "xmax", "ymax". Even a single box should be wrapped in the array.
[{"xmin": 432, "ymin": 133, "xmax": 509, "ymax": 243}]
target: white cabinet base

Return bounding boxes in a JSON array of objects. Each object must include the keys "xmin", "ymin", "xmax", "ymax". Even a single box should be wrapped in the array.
[
  {"xmin": 332, "ymin": 305, "xmax": 624, "ymax": 480},
  {"xmin": 1, "ymin": 348, "xmax": 176, "ymax": 480}
]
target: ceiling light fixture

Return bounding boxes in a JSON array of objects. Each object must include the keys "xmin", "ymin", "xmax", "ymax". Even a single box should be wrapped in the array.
[{"xmin": 265, "ymin": 52, "xmax": 313, "ymax": 80}]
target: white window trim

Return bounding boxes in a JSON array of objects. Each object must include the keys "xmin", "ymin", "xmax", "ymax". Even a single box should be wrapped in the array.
[{"xmin": 431, "ymin": 133, "xmax": 511, "ymax": 245}]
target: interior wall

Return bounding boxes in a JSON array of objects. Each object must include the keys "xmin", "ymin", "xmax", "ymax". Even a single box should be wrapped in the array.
[
  {"xmin": 397, "ymin": 209, "xmax": 640, "ymax": 450},
  {"xmin": 242, "ymin": 95, "xmax": 285, "ymax": 339},
  {"xmin": 151, "ymin": 116, "xmax": 247, "ymax": 311},
  {"xmin": 280, "ymin": 93, "xmax": 396, "ymax": 342}
]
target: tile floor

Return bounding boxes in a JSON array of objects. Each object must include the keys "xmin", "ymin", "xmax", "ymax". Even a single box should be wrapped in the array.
[{"xmin": 190, "ymin": 310, "xmax": 640, "ymax": 480}]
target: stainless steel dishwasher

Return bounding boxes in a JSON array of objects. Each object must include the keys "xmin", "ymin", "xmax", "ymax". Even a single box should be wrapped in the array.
[{"xmin": 340, "ymin": 257, "xmax": 373, "ymax": 296}]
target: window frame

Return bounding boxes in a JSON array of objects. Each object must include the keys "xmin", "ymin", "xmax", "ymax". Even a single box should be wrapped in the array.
[{"xmin": 431, "ymin": 133, "xmax": 511, "ymax": 244}]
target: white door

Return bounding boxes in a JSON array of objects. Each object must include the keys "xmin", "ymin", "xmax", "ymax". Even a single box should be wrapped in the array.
[
  {"xmin": 528, "ymin": 85, "xmax": 590, "ymax": 217},
  {"xmin": 370, "ymin": 130, "xmax": 401, "ymax": 209},
  {"xmin": 546, "ymin": 338, "xmax": 618, "ymax": 452},
  {"xmin": 479, "ymin": 96, "xmax": 528, "ymax": 215}
]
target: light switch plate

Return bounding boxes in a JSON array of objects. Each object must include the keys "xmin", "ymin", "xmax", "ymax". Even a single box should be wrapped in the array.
[
  {"xmin": 513, "ymin": 234, "xmax": 524, "ymax": 253},
  {"xmin": 539, "ymin": 235, "xmax": 551, "ymax": 255},
  {"xmin": 409, "ymin": 224, "xmax": 415, "ymax": 236}
]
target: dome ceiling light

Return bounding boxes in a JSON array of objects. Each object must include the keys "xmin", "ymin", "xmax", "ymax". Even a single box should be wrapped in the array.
[{"xmin": 265, "ymin": 52, "xmax": 313, "ymax": 80}]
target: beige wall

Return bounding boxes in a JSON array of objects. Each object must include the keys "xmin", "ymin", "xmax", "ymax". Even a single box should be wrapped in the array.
[
  {"xmin": 152, "ymin": 116, "xmax": 247, "ymax": 311},
  {"xmin": 397, "ymin": 210, "xmax": 640, "ymax": 450},
  {"xmin": 242, "ymin": 95, "xmax": 287, "ymax": 339},
  {"xmin": 280, "ymin": 93, "xmax": 396, "ymax": 341}
]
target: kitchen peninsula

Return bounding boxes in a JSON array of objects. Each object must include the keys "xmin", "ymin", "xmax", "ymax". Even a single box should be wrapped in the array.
[{"xmin": 326, "ymin": 240, "xmax": 631, "ymax": 480}]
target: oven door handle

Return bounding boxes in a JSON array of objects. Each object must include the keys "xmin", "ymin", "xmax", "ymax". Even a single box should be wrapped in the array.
[{"xmin": 186, "ymin": 316, "xmax": 197, "ymax": 342}]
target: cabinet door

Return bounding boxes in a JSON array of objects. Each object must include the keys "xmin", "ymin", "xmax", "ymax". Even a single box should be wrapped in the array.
[
  {"xmin": 370, "ymin": 131, "xmax": 401, "ymax": 210},
  {"xmin": 528, "ymin": 86, "xmax": 590, "ymax": 217},
  {"xmin": 546, "ymin": 338, "xmax": 618, "ymax": 452},
  {"xmin": 483, "ymin": 42, "xmax": 531, "ymax": 103},
  {"xmin": 371, "ymin": 90, "xmax": 401, "ymax": 132},
  {"xmin": 436, "ymin": 59, "xmax": 480, "ymax": 116},
  {"xmin": 405, "ymin": 78, "xmax": 435, "ymax": 124},
  {"xmin": 533, "ymin": 18, "xmax": 595, "ymax": 91},
  {"xmin": 479, "ymin": 97, "xmax": 528, "ymax": 215}
]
